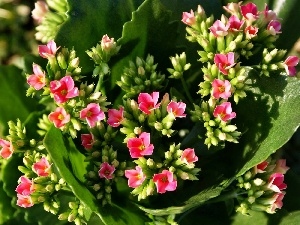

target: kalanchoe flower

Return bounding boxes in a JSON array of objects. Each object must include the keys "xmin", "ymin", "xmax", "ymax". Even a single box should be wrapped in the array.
[
  {"xmin": 101, "ymin": 34, "xmax": 116, "ymax": 51},
  {"xmin": 228, "ymin": 15, "xmax": 244, "ymax": 31},
  {"xmin": 262, "ymin": 4, "xmax": 278, "ymax": 23},
  {"xmin": 98, "ymin": 162, "xmax": 115, "ymax": 180},
  {"xmin": 27, "ymin": 63, "xmax": 46, "ymax": 90},
  {"xmin": 17, "ymin": 194, "xmax": 34, "ymax": 208},
  {"xmin": 153, "ymin": 170, "xmax": 177, "ymax": 194},
  {"xmin": 209, "ymin": 20, "xmax": 229, "ymax": 37},
  {"xmin": 138, "ymin": 92, "xmax": 161, "ymax": 115},
  {"xmin": 81, "ymin": 133, "xmax": 94, "ymax": 150},
  {"xmin": 181, "ymin": 10, "xmax": 196, "ymax": 26},
  {"xmin": 213, "ymin": 102, "xmax": 236, "ymax": 122},
  {"xmin": 245, "ymin": 25, "xmax": 259, "ymax": 39},
  {"xmin": 240, "ymin": 2, "xmax": 259, "ymax": 22},
  {"xmin": 15, "ymin": 176, "xmax": 35, "ymax": 196},
  {"xmin": 127, "ymin": 132, "xmax": 154, "ymax": 158},
  {"xmin": 212, "ymin": 79, "xmax": 232, "ymax": 99},
  {"xmin": 125, "ymin": 166, "xmax": 146, "ymax": 188},
  {"xmin": 274, "ymin": 159, "xmax": 289, "ymax": 174},
  {"xmin": 266, "ymin": 192, "xmax": 285, "ymax": 214},
  {"xmin": 267, "ymin": 173, "xmax": 287, "ymax": 192},
  {"xmin": 167, "ymin": 101, "xmax": 186, "ymax": 118},
  {"xmin": 50, "ymin": 76, "xmax": 79, "ymax": 103},
  {"xmin": 283, "ymin": 56, "xmax": 299, "ymax": 76},
  {"xmin": 107, "ymin": 107, "xmax": 124, "ymax": 127},
  {"xmin": 0, "ymin": 139, "xmax": 13, "ymax": 159},
  {"xmin": 48, "ymin": 107, "xmax": 70, "ymax": 128},
  {"xmin": 181, "ymin": 148, "xmax": 198, "ymax": 164},
  {"xmin": 214, "ymin": 52, "xmax": 235, "ymax": 75},
  {"xmin": 267, "ymin": 20, "xmax": 281, "ymax": 35},
  {"xmin": 32, "ymin": 157, "xmax": 51, "ymax": 177},
  {"xmin": 38, "ymin": 40, "xmax": 60, "ymax": 58},
  {"xmin": 31, "ymin": 1, "xmax": 49, "ymax": 23},
  {"xmin": 254, "ymin": 160, "xmax": 269, "ymax": 174},
  {"xmin": 80, "ymin": 103, "xmax": 105, "ymax": 128}
]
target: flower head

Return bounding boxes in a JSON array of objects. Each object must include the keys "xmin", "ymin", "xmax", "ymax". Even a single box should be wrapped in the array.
[
  {"xmin": 50, "ymin": 76, "xmax": 79, "ymax": 103},
  {"xmin": 240, "ymin": 2, "xmax": 259, "ymax": 22},
  {"xmin": 0, "ymin": 139, "xmax": 14, "ymax": 159},
  {"xmin": 254, "ymin": 160, "xmax": 269, "ymax": 174},
  {"xmin": 210, "ymin": 20, "xmax": 229, "ymax": 37},
  {"xmin": 167, "ymin": 101, "xmax": 186, "ymax": 118},
  {"xmin": 80, "ymin": 103, "xmax": 105, "ymax": 128},
  {"xmin": 245, "ymin": 25, "xmax": 259, "ymax": 39},
  {"xmin": 228, "ymin": 15, "xmax": 244, "ymax": 31},
  {"xmin": 181, "ymin": 148, "xmax": 198, "ymax": 164},
  {"xmin": 267, "ymin": 20, "xmax": 281, "ymax": 35},
  {"xmin": 32, "ymin": 1, "xmax": 48, "ymax": 23},
  {"xmin": 212, "ymin": 79, "xmax": 232, "ymax": 99},
  {"xmin": 81, "ymin": 133, "xmax": 94, "ymax": 150},
  {"xmin": 223, "ymin": 2, "xmax": 242, "ymax": 16},
  {"xmin": 138, "ymin": 92, "xmax": 161, "ymax": 115},
  {"xmin": 266, "ymin": 192, "xmax": 285, "ymax": 214},
  {"xmin": 213, "ymin": 102, "xmax": 236, "ymax": 122},
  {"xmin": 15, "ymin": 176, "xmax": 35, "ymax": 196},
  {"xmin": 33, "ymin": 157, "xmax": 51, "ymax": 177},
  {"xmin": 267, "ymin": 173, "xmax": 287, "ymax": 193},
  {"xmin": 38, "ymin": 40, "xmax": 59, "ymax": 58},
  {"xmin": 101, "ymin": 34, "xmax": 117, "ymax": 51},
  {"xmin": 27, "ymin": 63, "xmax": 46, "ymax": 90},
  {"xmin": 125, "ymin": 166, "xmax": 146, "ymax": 188},
  {"xmin": 48, "ymin": 107, "xmax": 70, "ymax": 128},
  {"xmin": 214, "ymin": 52, "xmax": 235, "ymax": 75},
  {"xmin": 17, "ymin": 194, "xmax": 34, "ymax": 208},
  {"xmin": 274, "ymin": 159, "xmax": 289, "ymax": 174},
  {"xmin": 284, "ymin": 56, "xmax": 299, "ymax": 76},
  {"xmin": 181, "ymin": 10, "xmax": 196, "ymax": 26},
  {"xmin": 153, "ymin": 170, "xmax": 177, "ymax": 194},
  {"xmin": 127, "ymin": 132, "xmax": 154, "ymax": 158},
  {"xmin": 107, "ymin": 107, "xmax": 124, "ymax": 127},
  {"xmin": 262, "ymin": 4, "xmax": 278, "ymax": 23},
  {"xmin": 98, "ymin": 162, "xmax": 115, "ymax": 180}
]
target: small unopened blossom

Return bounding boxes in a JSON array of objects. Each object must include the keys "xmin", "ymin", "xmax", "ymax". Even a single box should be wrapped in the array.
[
  {"xmin": 274, "ymin": 159, "xmax": 289, "ymax": 174},
  {"xmin": 228, "ymin": 15, "xmax": 244, "ymax": 31},
  {"xmin": 38, "ymin": 40, "xmax": 60, "ymax": 58},
  {"xmin": 31, "ymin": 1, "xmax": 48, "ymax": 23},
  {"xmin": 212, "ymin": 79, "xmax": 231, "ymax": 99},
  {"xmin": 153, "ymin": 170, "xmax": 177, "ymax": 194},
  {"xmin": 32, "ymin": 157, "xmax": 51, "ymax": 177},
  {"xmin": 17, "ymin": 194, "xmax": 34, "ymax": 208},
  {"xmin": 138, "ymin": 92, "xmax": 161, "ymax": 115},
  {"xmin": 209, "ymin": 20, "xmax": 229, "ymax": 37},
  {"xmin": 27, "ymin": 63, "xmax": 46, "ymax": 90},
  {"xmin": 167, "ymin": 101, "xmax": 186, "ymax": 118},
  {"xmin": 245, "ymin": 25, "xmax": 258, "ymax": 39},
  {"xmin": 101, "ymin": 34, "xmax": 116, "ymax": 51},
  {"xmin": 80, "ymin": 103, "xmax": 105, "ymax": 128},
  {"xmin": 48, "ymin": 107, "xmax": 70, "ymax": 128},
  {"xmin": 223, "ymin": 2, "xmax": 242, "ymax": 16},
  {"xmin": 107, "ymin": 107, "xmax": 124, "ymax": 127},
  {"xmin": 181, "ymin": 10, "xmax": 196, "ymax": 26},
  {"xmin": 181, "ymin": 148, "xmax": 198, "ymax": 164},
  {"xmin": 16, "ymin": 176, "xmax": 35, "ymax": 196},
  {"xmin": 125, "ymin": 166, "xmax": 146, "ymax": 188},
  {"xmin": 240, "ymin": 2, "xmax": 259, "ymax": 22},
  {"xmin": 267, "ymin": 20, "xmax": 281, "ymax": 35},
  {"xmin": 213, "ymin": 102, "xmax": 236, "ymax": 122},
  {"xmin": 267, "ymin": 173, "xmax": 287, "ymax": 192},
  {"xmin": 0, "ymin": 139, "xmax": 14, "ymax": 159},
  {"xmin": 214, "ymin": 52, "xmax": 235, "ymax": 75},
  {"xmin": 98, "ymin": 162, "xmax": 115, "ymax": 180},
  {"xmin": 262, "ymin": 4, "xmax": 278, "ymax": 23},
  {"xmin": 50, "ymin": 76, "xmax": 79, "ymax": 103},
  {"xmin": 266, "ymin": 192, "xmax": 285, "ymax": 214},
  {"xmin": 283, "ymin": 56, "xmax": 299, "ymax": 76},
  {"xmin": 81, "ymin": 133, "xmax": 94, "ymax": 150},
  {"xmin": 127, "ymin": 132, "xmax": 154, "ymax": 158}
]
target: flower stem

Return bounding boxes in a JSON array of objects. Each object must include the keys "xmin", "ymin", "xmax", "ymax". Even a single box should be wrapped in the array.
[
  {"xmin": 180, "ymin": 76, "xmax": 194, "ymax": 105},
  {"xmin": 95, "ymin": 72, "xmax": 105, "ymax": 95}
]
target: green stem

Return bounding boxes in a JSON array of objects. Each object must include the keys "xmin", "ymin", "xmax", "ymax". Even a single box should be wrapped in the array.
[
  {"xmin": 180, "ymin": 76, "xmax": 194, "ymax": 105},
  {"xmin": 95, "ymin": 72, "xmax": 105, "ymax": 95}
]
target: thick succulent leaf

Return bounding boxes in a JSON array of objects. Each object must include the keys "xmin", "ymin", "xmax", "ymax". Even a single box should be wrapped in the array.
[
  {"xmin": 279, "ymin": 211, "xmax": 300, "ymax": 225},
  {"xmin": 0, "ymin": 181, "xmax": 15, "ymax": 224}
]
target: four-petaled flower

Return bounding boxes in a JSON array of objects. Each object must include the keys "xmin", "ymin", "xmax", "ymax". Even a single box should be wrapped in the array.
[
  {"xmin": 262, "ymin": 4, "xmax": 278, "ymax": 23},
  {"xmin": 80, "ymin": 103, "xmax": 105, "ymax": 128},
  {"xmin": 48, "ymin": 107, "xmax": 70, "ymax": 128},
  {"xmin": 254, "ymin": 160, "xmax": 269, "ymax": 174},
  {"xmin": 33, "ymin": 157, "xmax": 51, "ymax": 177},
  {"xmin": 153, "ymin": 170, "xmax": 177, "ymax": 194},
  {"xmin": 31, "ymin": 1, "xmax": 49, "ymax": 23},
  {"xmin": 167, "ymin": 101, "xmax": 186, "ymax": 118},
  {"xmin": 181, "ymin": 148, "xmax": 198, "ymax": 164},
  {"xmin": 127, "ymin": 132, "xmax": 154, "ymax": 158},
  {"xmin": 274, "ymin": 159, "xmax": 290, "ymax": 174},
  {"xmin": 15, "ymin": 176, "xmax": 35, "ymax": 196},
  {"xmin": 213, "ymin": 102, "xmax": 236, "ymax": 122},
  {"xmin": 17, "ymin": 194, "xmax": 34, "ymax": 208},
  {"xmin": 210, "ymin": 20, "xmax": 229, "ymax": 37},
  {"xmin": 284, "ymin": 56, "xmax": 299, "ymax": 76},
  {"xmin": 181, "ymin": 10, "xmax": 196, "ymax": 26},
  {"xmin": 125, "ymin": 166, "xmax": 146, "ymax": 188},
  {"xmin": 81, "ymin": 133, "xmax": 94, "ymax": 150},
  {"xmin": 240, "ymin": 2, "xmax": 259, "ymax": 22},
  {"xmin": 244, "ymin": 25, "xmax": 258, "ymax": 39},
  {"xmin": 107, "ymin": 107, "xmax": 124, "ymax": 127},
  {"xmin": 50, "ymin": 76, "xmax": 79, "ymax": 103},
  {"xmin": 267, "ymin": 173, "xmax": 287, "ymax": 193},
  {"xmin": 27, "ymin": 63, "xmax": 46, "ymax": 90},
  {"xmin": 38, "ymin": 40, "xmax": 59, "ymax": 58},
  {"xmin": 214, "ymin": 52, "xmax": 235, "ymax": 75},
  {"xmin": 0, "ymin": 139, "xmax": 14, "ymax": 159},
  {"xmin": 212, "ymin": 79, "xmax": 232, "ymax": 99},
  {"xmin": 267, "ymin": 20, "xmax": 281, "ymax": 35},
  {"xmin": 98, "ymin": 162, "xmax": 115, "ymax": 180},
  {"xmin": 267, "ymin": 192, "xmax": 285, "ymax": 214},
  {"xmin": 138, "ymin": 92, "xmax": 161, "ymax": 115},
  {"xmin": 228, "ymin": 15, "xmax": 244, "ymax": 31}
]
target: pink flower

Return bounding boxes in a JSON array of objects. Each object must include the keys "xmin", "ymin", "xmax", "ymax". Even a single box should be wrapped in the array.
[
  {"xmin": 27, "ymin": 63, "xmax": 46, "ymax": 90},
  {"xmin": 107, "ymin": 107, "xmax": 124, "ymax": 127},
  {"xmin": 223, "ymin": 2, "xmax": 241, "ymax": 16},
  {"xmin": 167, "ymin": 101, "xmax": 186, "ymax": 118},
  {"xmin": 254, "ymin": 161, "xmax": 269, "ymax": 174},
  {"xmin": 274, "ymin": 159, "xmax": 289, "ymax": 174},
  {"xmin": 284, "ymin": 56, "xmax": 299, "ymax": 76},
  {"xmin": 50, "ymin": 76, "xmax": 79, "ymax": 103},
  {"xmin": 153, "ymin": 170, "xmax": 177, "ymax": 194},
  {"xmin": 48, "ymin": 107, "xmax": 70, "ymax": 128},
  {"xmin": 31, "ymin": 1, "xmax": 48, "ymax": 23},
  {"xmin": 267, "ymin": 20, "xmax": 281, "ymax": 35},
  {"xmin": 38, "ymin": 40, "xmax": 59, "ymax": 58},
  {"xmin": 125, "ymin": 166, "xmax": 146, "ymax": 188},
  {"xmin": 138, "ymin": 92, "xmax": 161, "ymax": 115},
  {"xmin": 32, "ymin": 157, "xmax": 51, "ymax": 177},
  {"xmin": 212, "ymin": 79, "xmax": 232, "ymax": 99},
  {"xmin": 240, "ymin": 2, "xmax": 259, "ymax": 21},
  {"xmin": 181, "ymin": 10, "xmax": 196, "ymax": 26},
  {"xmin": 15, "ymin": 176, "xmax": 35, "ymax": 196},
  {"xmin": 101, "ymin": 34, "xmax": 116, "ymax": 51},
  {"xmin": 127, "ymin": 132, "xmax": 154, "ymax": 158},
  {"xmin": 98, "ymin": 162, "xmax": 115, "ymax": 180},
  {"xmin": 80, "ymin": 103, "xmax": 105, "ymax": 128},
  {"xmin": 267, "ymin": 173, "xmax": 287, "ymax": 192},
  {"xmin": 17, "ymin": 194, "xmax": 34, "ymax": 208},
  {"xmin": 0, "ymin": 139, "xmax": 13, "ymax": 159},
  {"xmin": 81, "ymin": 133, "xmax": 94, "ymax": 150},
  {"xmin": 181, "ymin": 148, "xmax": 198, "ymax": 164},
  {"xmin": 268, "ymin": 192, "xmax": 285, "ymax": 213},
  {"xmin": 228, "ymin": 15, "xmax": 244, "ymax": 31},
  {"xmin": 214, "ymin": 52, "xmax": 235, "ymax": 75},
  {"xmin": 244, "ymin": 25, "xmax": 258, "ymax": 39},
  {"xmin": 213, "ymin": 102, "xmax": 236, "ymax": 122},
  {"xmin": 262, "ymin": 4, "xmax": 278, "ymax": 23},
  {"xmin": 209, "ymin": 20, "xmax": 229, "ymax": 37}
]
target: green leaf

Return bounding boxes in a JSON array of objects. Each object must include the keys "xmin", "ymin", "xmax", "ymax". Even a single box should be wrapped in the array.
[
  {"xmin": 279, "ymin": 211, "xmax": 300, "ymax": 225},
  {"xmin": 0, "ymin": 181, "xmax": 15, "ymax": 224}
]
